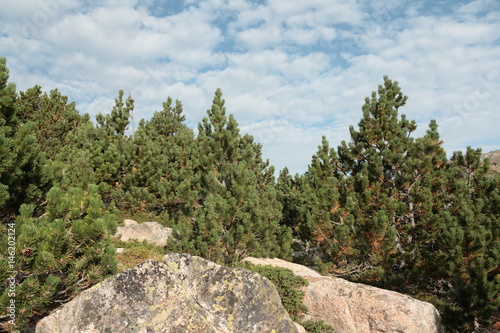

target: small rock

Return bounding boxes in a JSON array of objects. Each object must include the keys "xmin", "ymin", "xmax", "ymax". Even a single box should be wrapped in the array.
[
  {"xmin": 113, "ymin": 219, "xmax": 172, "ymax": 247},
  {"xmin": 123, "ymin": 219, "xmax": 138, "ymax": 226}
]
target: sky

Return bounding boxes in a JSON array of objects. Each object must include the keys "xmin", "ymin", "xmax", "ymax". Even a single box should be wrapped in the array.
[{"xmin": 1, "ymin": 0, "xmax": 499, "ymax": 175}]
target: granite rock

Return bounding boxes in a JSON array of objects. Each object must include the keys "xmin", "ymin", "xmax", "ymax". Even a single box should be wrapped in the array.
[
  {"xmin": 244, "ymin": 257, "xmax": 443, "ymax": 333},
  {"xmin": 36, "ymin": 254, "xmax": 299, "ymax": 333}
]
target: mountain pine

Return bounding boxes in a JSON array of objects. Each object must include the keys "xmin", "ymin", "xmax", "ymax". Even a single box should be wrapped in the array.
[
  {"xmin": 169, "ymin": 89, "xmax": 292, "ymax": 265},
  {"xmin": 0, "ymin": 185, "xmax": 118, "ymax": 330},
  {"xmin": 445, "ymin": 148, "xmax": 500, "ymax": 331},
  {"xmin": 55, "ymin": 90, "xmax": 134, "ymax": 203},
  {"xmin": 298, "ymin": 76, "xmax": 498, "ymax": 331},
  {"xmin": 16, "ymin": 85, "xmax": 89, "ymax": 160},
  {"xmin": 116, "ymin": 97, "xmax": 197, "ymax": 218},
  {"xmin": 0, "ymin": 58, "xmax": 49, "ymax": 217}
]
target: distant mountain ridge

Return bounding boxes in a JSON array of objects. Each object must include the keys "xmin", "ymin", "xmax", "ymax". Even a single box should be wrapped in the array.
[{"xmin": 482, "ymin": 150, "xmax": 500, "ymax": 173}]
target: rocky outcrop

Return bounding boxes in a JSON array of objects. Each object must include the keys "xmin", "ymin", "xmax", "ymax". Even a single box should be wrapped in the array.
[
  {"xmin": 482, "ymin": 150, "xmax": 500, "ymax": 173},
  {"xmin": 36, "ymin": 253, "xmax": 299, "ymax": 333},
  {"xmin": 113, "ymin": 219, "xmax": 172, "ymax": 247},
  {"xmin": 244, "ymin": 257, "xmax": 443, "ymax": 333}
]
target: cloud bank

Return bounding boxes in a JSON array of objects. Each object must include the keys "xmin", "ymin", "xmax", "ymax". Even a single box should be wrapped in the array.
[{"xmin": 1, "ymin": 0, "xmax": 499, "ymax": 174}]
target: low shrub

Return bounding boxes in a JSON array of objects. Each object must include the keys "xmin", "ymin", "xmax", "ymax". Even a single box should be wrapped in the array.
[{"xmin": 240, "ymin": 261, "xmax": 336, "ymax": 333}]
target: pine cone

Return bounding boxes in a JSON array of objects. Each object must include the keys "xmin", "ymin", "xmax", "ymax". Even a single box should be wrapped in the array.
[{"xmin": 22, "ymin": 247, "xmax": 33, "ymax": 257}]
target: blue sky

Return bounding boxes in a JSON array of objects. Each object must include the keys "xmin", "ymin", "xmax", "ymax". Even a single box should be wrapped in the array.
[{"xmin": 1, "ymin": 0, "xmax": 499, "ymax": 174}]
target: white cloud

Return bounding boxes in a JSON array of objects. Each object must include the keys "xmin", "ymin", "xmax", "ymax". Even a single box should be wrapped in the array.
[
  {"xmin": 0, "ymin": 0, "xmax": 42, "ymax": 19},
  {"xmin": 457, "ymin": 0, "xmax": 499, "ymax": 17},
  {"xmin": 283, "ymin": 26, "xmax": 337, "ymax": 46},
  {"xmin": 235, "ymin": 24, "xmax": 282, "ymax": 50},
  {"xmin": 268, "ymin": 0, "xmax": 363, "ymax": 25},
  {"xmin": 0, "ymin": 0, "xmax": 79, "ymax": 22},
  {"xmin": 41, "ymin": 5, "xmax": 223, "ymax": 67},
  {"xmin": 230, "ymin": 0, "xmax": 362, "ymax": 50},
  {"xmin": 226, "ymin": 50, "xmax": 330, "ymax": 80},
  {"xmin": 1, "ymin": 0, "xmax": 499, "ymax": 174}
]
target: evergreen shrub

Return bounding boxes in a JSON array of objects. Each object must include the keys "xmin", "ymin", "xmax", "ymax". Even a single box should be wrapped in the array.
[
  {"xmin": 0, "ymin": 185, "xmax": 118, "ymax": 330},
  {"xmin": 241, "ymin": 262, "xmax": 336, "ymax": 333}
]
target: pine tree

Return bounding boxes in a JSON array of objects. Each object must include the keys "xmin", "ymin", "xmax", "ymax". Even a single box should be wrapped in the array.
[
  {"xmin": 303, "ymin": 77, "xmax": 459, "ymax": 286},
  {"xmin": 276, "ymin": 167, "xmax": 308, "ymax": 239},
  {"xmin": 0, "ymin": 57, "xmax": 16, "ymax": 210},
  {"xmin": 0, "ymin": 60, "xmax": 119, "ymax": 330},
  {"xmin": 297, "ymin": 76, "xmax": 498, "ymax": 331},
  {"xmin": 446, "ymin": 148, "xmax": 500, "ymax": 331},
  {"xmin": 300, "ymin": 136, "xmax": 359, "ymax": 273},
  {"xmin": 96, "ymin": 90, "xmax": 133, "ymax": 137},
  {"xmin": 16, "ymin": 86, "xmax": 89, "ymax": 160},
  {"xmin": 332, "ymin": 76, "xmax": 419, "ymax": 282},
  {"xmin": 0, "ymin": 58, "xmax": 49, "ymax": 217},
  {"xmin": 116, "ymin": 97, "xmax": 197, "ymax": 218},
  {"xmin": 397, "ymin": 121, "xmax": 462, "ymax": 287},
  {"xmin": 0, "ymin": 185, "xmax": 118, "ymax": 330},
  {"xmin": 55, "ymin": 90, "xmax": 134, "ymax": 202},
  {"xmin": 0, "ymin": 58, "xmax": 16, "ymax": 127},
  {"xmin": 170, "ymin": 89, "xmax": 292, "ymax": 265}
]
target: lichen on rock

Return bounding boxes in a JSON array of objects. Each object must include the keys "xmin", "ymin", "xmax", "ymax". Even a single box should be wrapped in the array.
[
  {"xmin": 36, "ymin": 253, "xmax": 299, "ymax": 333},
  {"xmin": 113, "ymin": 219, "xmax": 173, "ymax": 247}
]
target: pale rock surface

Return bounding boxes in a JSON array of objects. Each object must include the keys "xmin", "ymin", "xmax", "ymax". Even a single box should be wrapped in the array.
[
  {"xmin": 36, "ymin": 253, "xmax": 299, "ymax": 333},
  {"xmin": 113, "ymin": 219, "xmax": 172, "ymax": 247},
  {"xmin": 244, "ymin": 257, "xmax": 443, "ymax": 333},
  {"xmin": 482, "ymin": 150, "xmax": 500, "ymax": 173},
  {"xmin": 294, "ymin": 322, "xmax": 307, "ymax": 333}
]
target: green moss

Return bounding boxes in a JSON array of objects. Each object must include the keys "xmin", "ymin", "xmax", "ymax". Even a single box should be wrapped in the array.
[
  {"xmin": 113, "ymin": 239, "xmax": 165, "ymax": 271},
  {"xmin": 240, "ymin": 262, "xmax": 308, "ymax": 316}
]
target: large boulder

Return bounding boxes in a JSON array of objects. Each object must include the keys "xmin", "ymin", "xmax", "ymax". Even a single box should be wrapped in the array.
[
  {"xmin": 244, "ymin": 257, "xmax": 443, "ymax": 333},
  {"xmin": 113, "ymin": 219, "xmax": 172, "ymax": 247},
  {"xmin": 36, "ymin": 253, "xmax": 299, "ymax": 333}
]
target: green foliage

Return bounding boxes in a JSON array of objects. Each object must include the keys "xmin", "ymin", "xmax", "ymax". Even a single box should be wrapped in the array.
[
  {"xmin": 168, "ymin": 89, "xmax": 292, "ymax": 266},
  {"xmin": 286, "ymin": 76, "xmax": 499, "ymax": 332},
  {"xmin": 277, "ymin": 167, "xmax": 309, "ymax": 240},
  {"xmin": 443, "ymin": 147, "xmax": 500, "ymax": 331},
  {"xmin": 54, "ymin": 90, "xmax": 135, "ymax": 203},
  {"xmin": 96, "ymin": 90, "xmax": 134, "ymax": 136},
  {"xmin": 300, "ymin": 320, "xmax": 336, "ymax": 333},
  {"xmin": 241, "ymin": 262, "xmax": 308, "ymax": 317},
  {"xmin": 16, "ymin": 86, "xmax": 89, "ymax": 160},
  {"xmin": 115, "ymin": 97, "xmax": 197, "ymax": 217},
  {"xmin": 241, "ymin": 262, "xmax": 336, "ymax": 333},
  {"xmin": 1, "ymin": 56, "xmax": 497, "ymax": 332},
  {"xmin": 334, "ymin": 76, "xmax": 424, "ymax": 283},
  {"xmin": 302, "ymin": 136, "xmax": 355, "ymax": 266},
  {"xmin": 300, "ymin": 77, "xmax": 458, "ymax": 286},
  {"xmin": 0, "ymin": 185, "xmax": 118, "ymax": 330},
  {"xmin": 0, "ymin": 57, "xmax": 16, "ymax": 126},
  {"xmin": 0, "ymin": 58, "xmax": 50, "ymax": 217}
]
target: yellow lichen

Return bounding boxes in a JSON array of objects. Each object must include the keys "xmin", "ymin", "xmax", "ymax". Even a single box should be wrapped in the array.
[
  {"xmin": 165, "ymin": 261, "xmax": 179, "ymax": 274},
  {"xmin": 227, "ymin": 314, "xmax": 234, "ymax": 331}
]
